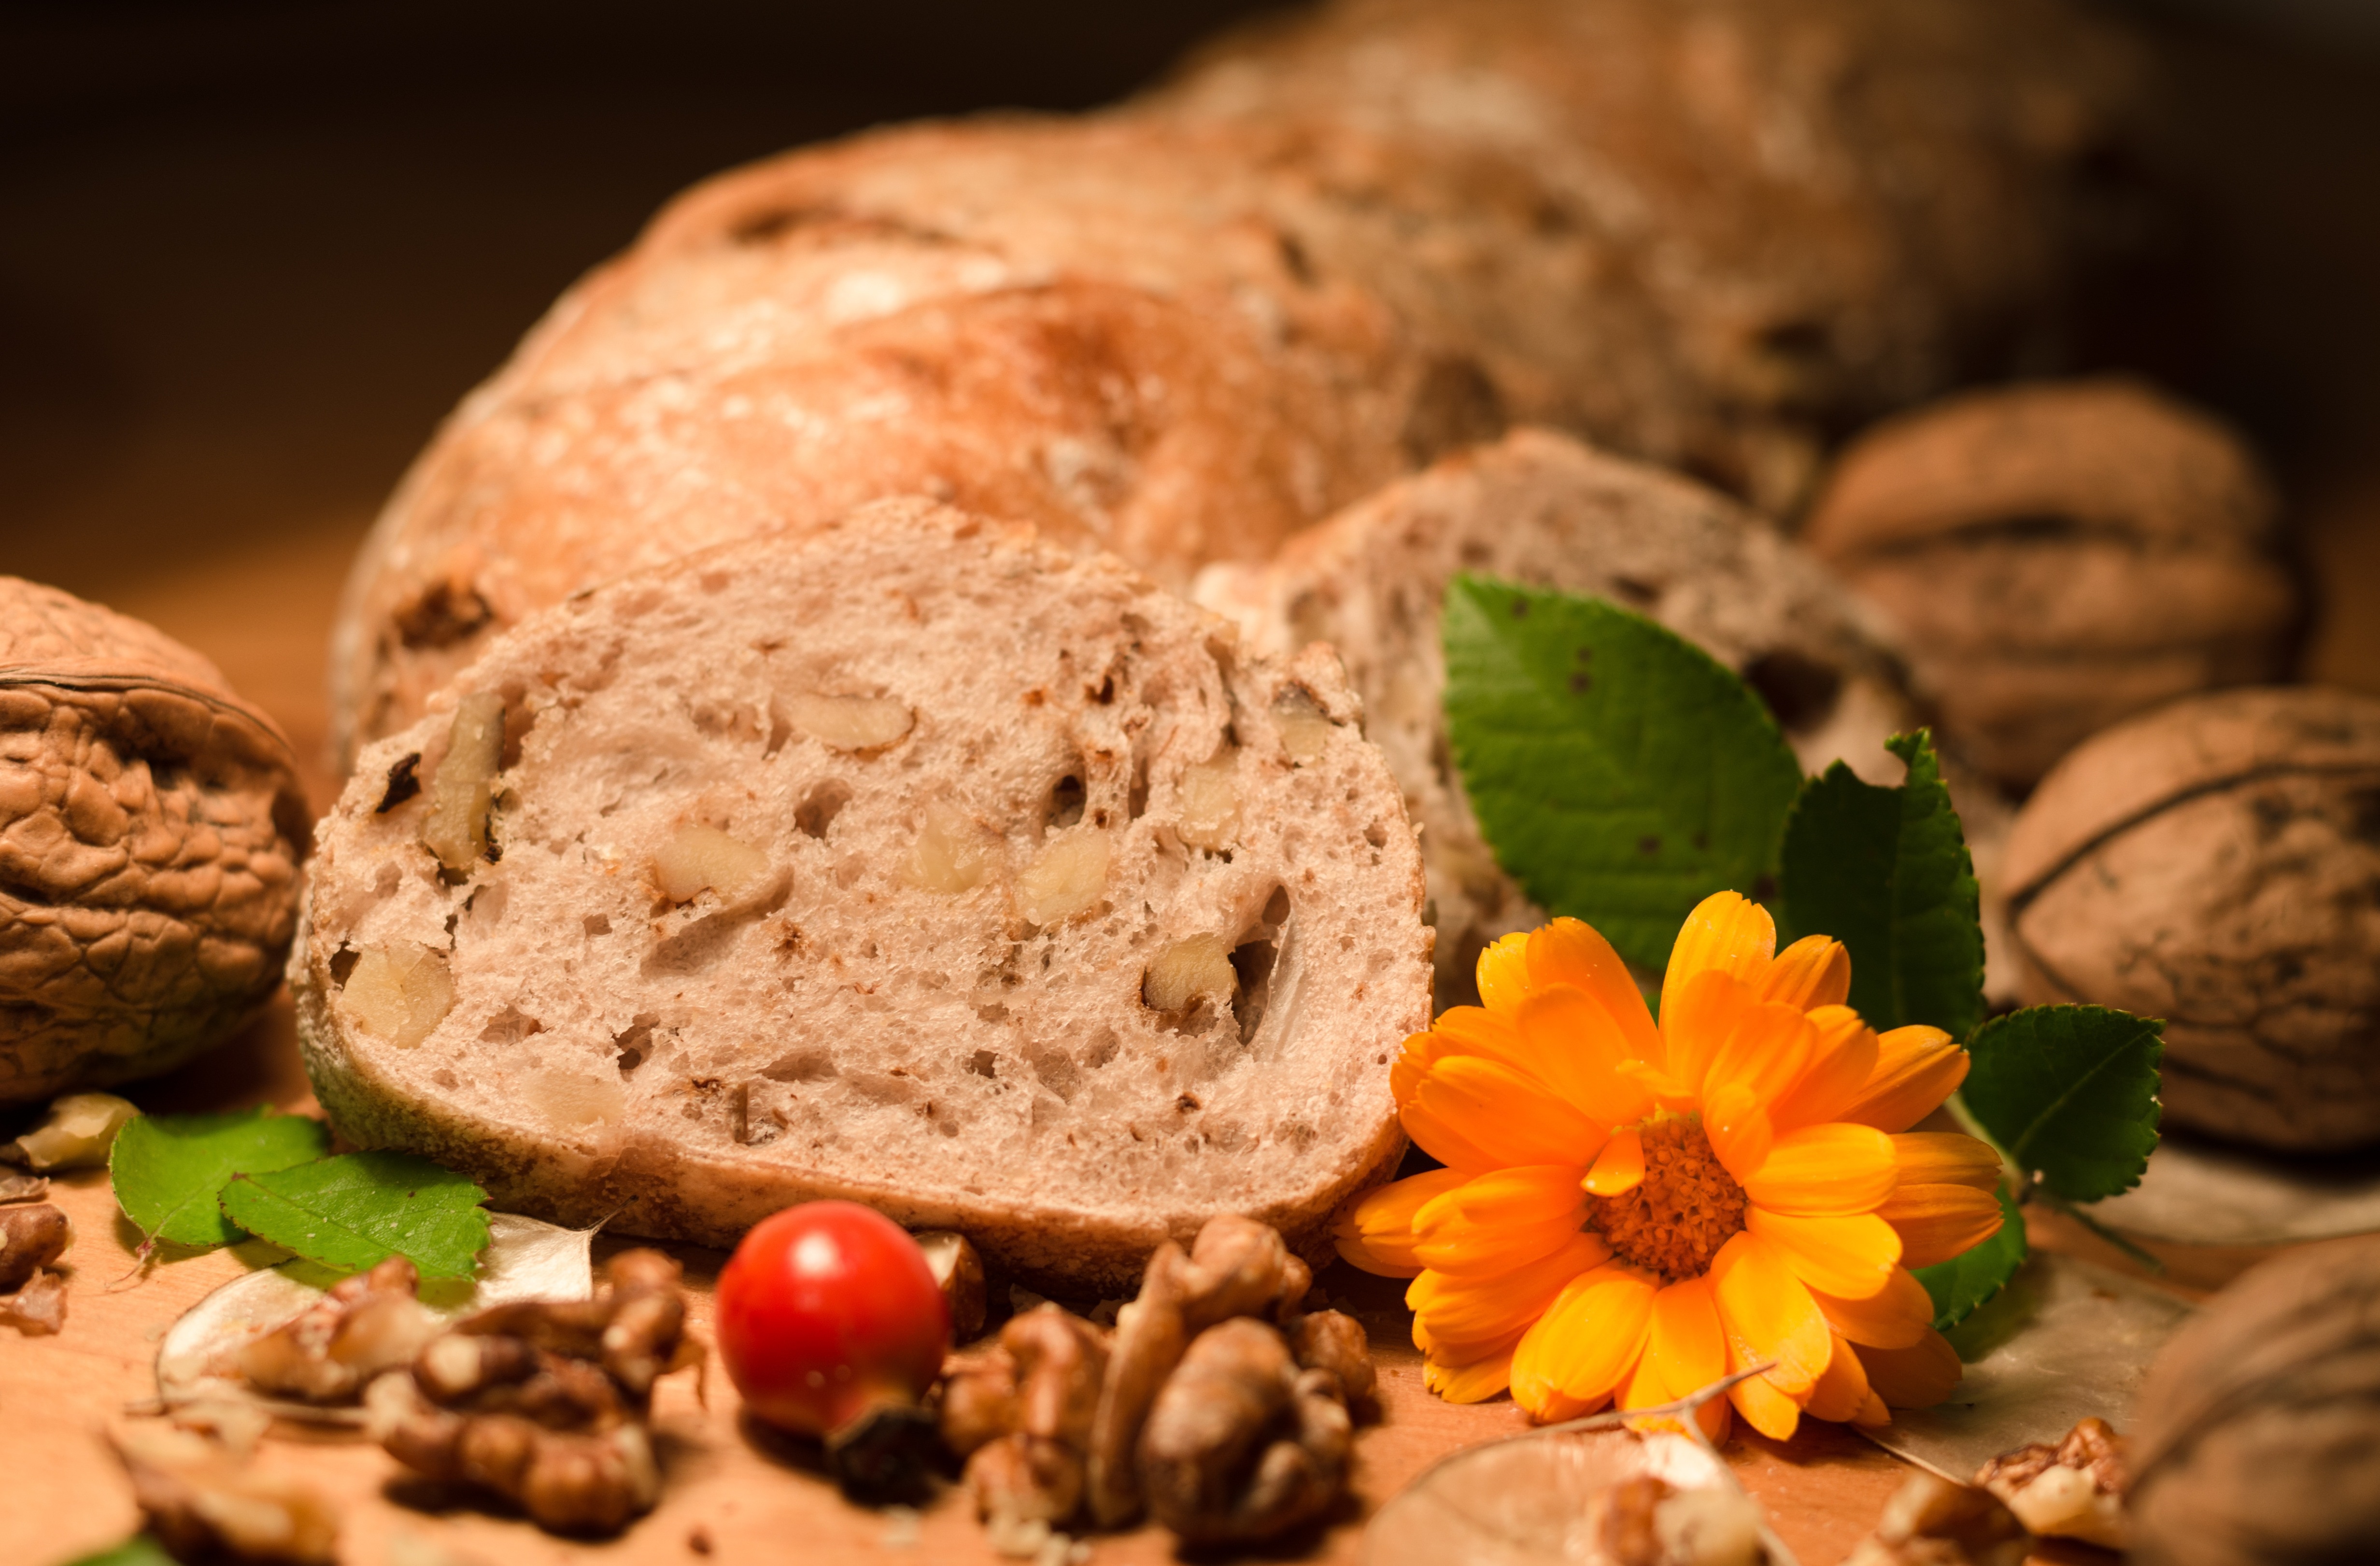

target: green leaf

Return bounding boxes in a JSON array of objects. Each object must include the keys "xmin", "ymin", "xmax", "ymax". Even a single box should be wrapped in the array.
[
  {"xmin": 109, "ymin": 1108, "xmax": 330, "ymax": 1249},
  {"xmin": 1775, "ymin": 730, "xmax": 1984, "ymax": 1039},
  {"xmin": 1962, "ymin": 1005, "xmax": 2164, "ymax": 1202},
  {"xmin": 57, "ymin": 1538, "xmax": 179, "ymax": 1566},
  {"xmin": 1440, "ymin": 577, "xmax": 1804, "ymax": 970},
  {"xmin": 216, "ymin": 1151, "xmax": 490, "ymax": 1278},
  {"xmin": 1913, "ymin": 1186, "xmax": 2027, "ymax": 1330}
]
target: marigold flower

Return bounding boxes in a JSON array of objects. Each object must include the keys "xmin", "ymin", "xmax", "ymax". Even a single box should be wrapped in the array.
[{"xmin": 1336, "ymin": 891, "xmax": 2005, "ymax": 1439}]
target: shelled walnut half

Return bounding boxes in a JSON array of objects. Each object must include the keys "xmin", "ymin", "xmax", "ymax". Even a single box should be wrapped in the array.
[
  {"xmin": 1975, "ymin": 1416, "xmax": 2129, "ymax": 1549},
  {"xmin": 941, "ymin": 1213, "xmax": 1377, "ymax": 1552},
  {"xmin": 367, "ymin": 1248, "xmax": 702, "ymax": 1535}
]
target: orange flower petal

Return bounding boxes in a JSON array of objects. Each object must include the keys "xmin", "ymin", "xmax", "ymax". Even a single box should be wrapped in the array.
[
  {"xmin": 1703, "ymin": 1001, "xmax": 1816, "ymax": 1107},
  {"xmin": 1809, "ymin": 1269, "xmax": 1936, "ymax": 1350},
  {"xmin": 1527, "ymin": 917, "xmax": 1660, "ymax": 1060},
  {"xmin": 1513, "ymin": 984, "xmax": 1653, "ymax": 1126},
  {"xmin": 1768, "ymin": 1007, "xmax": 1880, "ymax": 1131},
  {"xmin": 1855, "ymin": 1391, "xmax": 1891, "ymax": 1427},
  {"xmin": 1726, "ymin": 1333, "xmax": 1808, "ymax": 1440},
  {"xmin": 1745, "ymin": 1209, "xmax": 1904, "ymax": 1300},
  {"xmin": 1403, "ymin": 1054, "xmax": 1609, "ymax": 1172},
  {"xmin": 1660, "ymin": 891, "xmax": 1776, "ymax": 1024},
  {"xmin": 1584, "ymin": 1126, "xmax": 1646, "ymax": 1197},
  {"xmin": 1475, "ymin": 932, "xmax": 1533, "ymax": 1018},
  {"xmin": 1426, "ymin": 1343, "xmax": 1521, "ymax": 1404},
  {"xmin": 1740, "ymin": 1123, "xmax": 1898, "ymax": 1216},
  {"xmin": 1805, "ymin": 1330, "xmax": 1875, "ymax": 1424},
  {"xmin": 1702, "ymin": 1082, "xmax": 1775, "ymax": 1185},
  {"xmin": 1710, "ymin": 1232, "xmax": 1832, "ymax": 1396},
  {"xmin": 1892, "ymin": 1132, "xmax": 2003, "ymax": 1191},
  {"xmin": 1839, "ymin": 1026, "xmax": 1969, "ymax": 1133},
  {"xmin": 1511, "ymin": 1264, "xmax": 1657, "ymax": 1417},
  {"xmin": 1755, "ymin": 936, "xmax": 1851, "ymax": 1012},
  {"xmin": 1413, "ymin": 1164, "xmax": 1591, "ymax": 1276},
  {"xmin": 1409, "ymin": 1232, "xmax": 1610, "ymax": 1353},
  {"xmin": 1333, "ymin": 1167, "xmax": 1471, "ymax": 1276},
  {"xmin": 1660, "ymin": 969, "xmax": 1754, "ymax": 1094},
  {"xmin": 1619, "ymin": 1275, "xmax": 1730, "ymax": 1440},
  {"xmin": 1878, "ymin": 1184, "xmax": 2009, "ymax": 1268},
  {"xmin": 1395, "ymin": 1007, "xmax": 1531, "ymax": 1107},
  {"xmin": 1858, "ymin": 1328, "xmax": 1964, "ymax": 1410},
  {"xmin": 1618, "ymin": 1058, "xmax": 1698, "ymax": 1110}
]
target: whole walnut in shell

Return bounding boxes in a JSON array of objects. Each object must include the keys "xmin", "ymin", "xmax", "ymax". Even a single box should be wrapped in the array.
[
  {"xmin": 0, "ymin": 578, "xmax": 308, "ymax": 1102},
  {"xmin": 2002, "ymin": 687, "xmax": 2380, "ymax": 1152},
  {"xmin": 2128, "ymin": 1234, "xmax": 2380, "ymax": 1566},
  {"xmin": 1802, "ymin": 378, "xmax": 2296, "ymax": 789}
]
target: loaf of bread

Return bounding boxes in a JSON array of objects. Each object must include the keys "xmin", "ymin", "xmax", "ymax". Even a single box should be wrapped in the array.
[
  {"xmin": 2, "ymin": 578, "xmax": 308, "ymax": 1102},
  {"xmin": 297, "ymin": 503, "xmax": 1431, "ymax": 1291},
  {"xmin": 329, "ymin": 0, "xmax": 2147, "ymax": 765},
  {"xmin": 1195, "ymin": 428, "xmax": 1914, "ymax": 999},
  {"xmin": 1159, "ymin": 0, "xmax": 2150, "ymax": 502}
]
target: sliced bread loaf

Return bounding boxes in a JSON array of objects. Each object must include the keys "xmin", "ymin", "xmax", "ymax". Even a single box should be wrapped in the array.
[
  {"xmin": 295, "ymin": 502, "xmax": 1430, "ymax": 1293},
  {"xmin": 1194, "ymin": 428, "xmax": 1917, "ymax": 1000}
]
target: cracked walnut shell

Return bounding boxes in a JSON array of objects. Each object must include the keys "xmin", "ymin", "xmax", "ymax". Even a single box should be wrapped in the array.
[
  {"xmin": 2003, "ymin": 687, "xmax": 2380, "ymax": 1152},
  {"xmin": 0, "ymin": 578, "xmax": 308, "ymax": 1103}
]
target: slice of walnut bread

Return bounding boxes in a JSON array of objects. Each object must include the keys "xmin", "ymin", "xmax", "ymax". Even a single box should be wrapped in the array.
[
  {"xmin": 1195, "ymin": 428, "xmax": 1920, "ymax": 1002},
  {"xmin": 294, "ymin": 501, "xmax": 1429, "ymax": 1293}
]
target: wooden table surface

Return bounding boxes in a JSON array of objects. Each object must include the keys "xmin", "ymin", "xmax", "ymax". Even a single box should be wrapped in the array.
[
  {"xmin": 0, "ymin": 530, "xmax": 2254, "ymax": 1566},
  {"xmin": 0, "ymin": 523, "xmax": 2256, "ymax": 1561}
]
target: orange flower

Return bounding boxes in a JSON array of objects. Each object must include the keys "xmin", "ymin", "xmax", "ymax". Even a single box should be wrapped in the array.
[{"xmin": 1337, "ymin": 892, "xmax": 2004, "ymax": 1439}]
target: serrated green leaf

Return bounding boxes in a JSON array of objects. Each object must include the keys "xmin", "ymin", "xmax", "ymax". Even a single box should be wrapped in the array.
[
  {"xmin": 217, "ymin": 1151, "xmax": 490, "ymax": 1278},
  {"xmin": 109, "ymin": 1109, "xmax": 330, "ymax": 1249},
  {"xmin": 1775, "ymin": 729, "xmax": 1984, "ymax": 1039},
  {"xmin": 1963, "ymin": 1005, "xmax": 2164, "ymax": 1202},
  {"xmin": 1913, "ymin": 1186, "xmax": 2027, "ymax": 1330},
  {"xmin": 57, "ymin": 1537, "xmax": 179, "ymax": 1566},
  {"xmin": 1440, "ymin": 577, "xmax": 1804, "ymax": 971}
]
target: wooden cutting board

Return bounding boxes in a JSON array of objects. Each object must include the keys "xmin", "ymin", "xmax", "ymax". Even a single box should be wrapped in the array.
[{"xmin": 1, "ymin": 527, "xmax": 2215, "ymax": 1566}]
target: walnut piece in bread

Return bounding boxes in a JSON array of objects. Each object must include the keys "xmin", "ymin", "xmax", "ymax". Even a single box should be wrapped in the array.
[{"xmin": 297, "ymin": 501, "xmax": 1431, "ymax": 1294}]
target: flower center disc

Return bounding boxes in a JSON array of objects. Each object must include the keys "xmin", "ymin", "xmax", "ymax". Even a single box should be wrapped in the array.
[{"xmin": 1590, "ymin": 1117, "xmax": 1747, "ymax": 1283}]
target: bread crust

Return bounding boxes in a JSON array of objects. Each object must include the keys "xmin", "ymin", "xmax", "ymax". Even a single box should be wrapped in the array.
[
  {"xmin": 299, "ymin": 503, "xmax": 1428, "ymax": 1291},
  {"xmin": 330, "ymin": 0, "xmax": 2149, "ymax": 764}
]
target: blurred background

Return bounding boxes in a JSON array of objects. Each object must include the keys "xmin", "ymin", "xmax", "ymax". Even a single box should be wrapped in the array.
[{"xmin": 3, "ymin": 0, "xmax": 2379, "ymax": 799}]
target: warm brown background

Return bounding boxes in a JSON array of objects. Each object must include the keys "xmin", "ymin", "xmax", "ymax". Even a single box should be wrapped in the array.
[{"xmin": 3, "ymin": 2, "xmax": 2378, "ymax": 1563}]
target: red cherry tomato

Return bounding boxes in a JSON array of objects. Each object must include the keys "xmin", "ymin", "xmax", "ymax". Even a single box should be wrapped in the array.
[{"xmin": 716, "ymin": 1200, "xmax": 950, "ymax": 1436}]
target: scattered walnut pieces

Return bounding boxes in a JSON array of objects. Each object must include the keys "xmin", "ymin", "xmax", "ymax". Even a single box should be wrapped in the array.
[
  {"xmin": 368, "ymin": 1247, "xmax": 701, "ymax": 1535},
  {"xmin": 232, "ymin": 1255, "xmax": 440, "ymax": 1405},
  {"xmin": 1583, "ymin": 1475, "xmax": 1769, "ymax": 1566},
  {"xmin": 4, "ymin": 1090, "xmax": 137, "ymax": 1170},
  {"xmin": 949, "ymin": 1305, "xmax": 1112, "ymax": 1546},
  {"xmin": 917, "ymin": 1229, "xmax": 988, "ymax": 1342},
  {"xmin": 1975, "ymin": 1416, "xmax": 2128, "ymax": 1549},
  {"xmin": 0, "ymin": 1199, "xmax": 69, "ymax": 1291},
  {"xmin": 1087, "ymin": 1212, "xmax": 1313, "ymax": 1526},
  {"xmin": 0, "ymin": 1199, "xmax": 70, "ymax": 1334},
  {"xmin": 1843, "ymin": 1472, "xmax": 2031, "ymax": 1566},
  {"xmin": 0, "ymin": 1263, "xmax": 66, "ymax": 1336},
  {"xmin": 112, "ymin": 1424, "xmax": 338, "ymax": 1565},
  {"xmin": 939, "ymin": 1214, "xmax": 1375, "ymax": 1552},
  {"xmin": 1140, "ymin": 1316, "xmax": 1351, "ymax": 1544}
]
